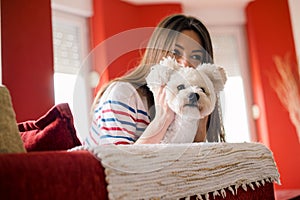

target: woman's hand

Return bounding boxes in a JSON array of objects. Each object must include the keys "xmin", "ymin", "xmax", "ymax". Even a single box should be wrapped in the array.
[
  {"xmin": 152, "ymin": 86, "xmax": 175, "ymax": 125},
  {"xmin": 135, "ymin": 86, "xmax": 175, "ymax": 144}
]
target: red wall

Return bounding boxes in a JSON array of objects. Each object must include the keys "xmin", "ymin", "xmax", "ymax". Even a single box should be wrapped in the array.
[
  {"xmin": 1, "ymin": 0, "xmax": 55, "ymax": 122},
  {"xmin": 91, "ymin": 0, "xmax": 182, "ymax": 93},
  {"xmin": 0, "ymin": 0, "xmax": 181, "ymax": 120},
  {"xmin": 246, "ymin": 0, "xmax": 300, "ymax": 189}
]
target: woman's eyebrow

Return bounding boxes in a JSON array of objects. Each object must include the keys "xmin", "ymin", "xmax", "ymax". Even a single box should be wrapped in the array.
[
  {"xmin": 175, "ymin": 44, "xmax": 184, "ymax": 50},
  {"xmin": 192, "ymin": 49, "xmax": 204, "ymax": 53},
  {"xmin": 175, "ymin": 44, "xmax": 203, "ymax": 53}
]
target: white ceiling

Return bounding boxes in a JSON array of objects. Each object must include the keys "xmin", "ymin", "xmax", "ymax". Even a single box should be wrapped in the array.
[
  {"xmin": 122, "ymin": 0, "xmax": 254, "ymax": 26},
  {"xmin": 122, "ymin": 0, "xmax": 253, "ymax": 9}
]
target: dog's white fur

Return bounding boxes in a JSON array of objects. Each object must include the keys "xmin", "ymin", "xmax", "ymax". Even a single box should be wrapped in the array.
[{"xmin": 146, "ymin": 57, "xmax": 227, "ymax": 143}]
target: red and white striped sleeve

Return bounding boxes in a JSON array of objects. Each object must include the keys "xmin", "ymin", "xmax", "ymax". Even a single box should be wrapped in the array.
[{"xmin": 84, "ymin": 82, "xmax": 150, "ymax": 146}]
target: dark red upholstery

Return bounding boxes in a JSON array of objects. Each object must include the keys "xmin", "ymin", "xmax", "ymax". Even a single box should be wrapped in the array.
[{"xmin": 0, "ymin": 150, "xmax": 108, "ymax": 200}]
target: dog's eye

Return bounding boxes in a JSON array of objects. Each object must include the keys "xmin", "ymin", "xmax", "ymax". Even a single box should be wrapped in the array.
[
  {"xmin": 177, "ymin": 84, "xmax": 185, "ymax": 91},
  {"xmin": 200, "ymin": 87, "xmax": 206, "ymax": 94}
]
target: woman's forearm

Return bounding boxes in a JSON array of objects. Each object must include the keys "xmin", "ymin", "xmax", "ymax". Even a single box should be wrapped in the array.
[
  {"xmin": 135, "ymin": 106, "xmax": 175, "ymax": 144},
  {"xmin": 135, "ymin": 118, "xmax": 170, "ymax": 144}
]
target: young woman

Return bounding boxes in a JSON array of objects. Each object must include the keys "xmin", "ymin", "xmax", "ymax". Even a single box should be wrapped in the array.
[{"xmin": 84, "ymin": 14, "xmax": 225, "ymax": 146}]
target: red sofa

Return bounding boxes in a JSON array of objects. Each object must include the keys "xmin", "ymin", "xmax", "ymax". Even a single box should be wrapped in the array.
[
  {"xmin": 0, "ymin": 86, "xmax": 277, "ymax": 200},
  {"xmin": 0, "ymin": 150, "xmax": 276, "ymax": 200}
]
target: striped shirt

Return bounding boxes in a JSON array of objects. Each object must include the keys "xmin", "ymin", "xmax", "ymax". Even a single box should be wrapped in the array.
[{"xmin": 84, "ymin": 82, "xmax": 150, "ymax": 146}]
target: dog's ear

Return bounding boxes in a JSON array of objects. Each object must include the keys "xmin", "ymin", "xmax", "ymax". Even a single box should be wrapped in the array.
[
  {"xmin": 146, "ymin": 56, "xmax": 179, "ymax": 91},
  {"xmin": 197, "ymin": 63, "xmax": 227, "ymax": 92}
]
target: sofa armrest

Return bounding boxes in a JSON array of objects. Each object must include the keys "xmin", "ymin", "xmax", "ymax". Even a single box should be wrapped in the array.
[{"xmin": 0, "ymin": 151, "xmax": 108, "ymax": 200}]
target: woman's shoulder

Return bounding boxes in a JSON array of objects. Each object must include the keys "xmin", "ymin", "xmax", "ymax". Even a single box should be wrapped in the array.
[
  {"xmin": 107, "ymin": 81, "xmax": 137, "ymax": 93},
  {"xmin": 102, "ymin": 81, "xmax": 140, "ymax": 100}
]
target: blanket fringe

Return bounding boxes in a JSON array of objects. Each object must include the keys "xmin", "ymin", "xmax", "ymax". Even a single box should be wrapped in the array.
[
  {"xmin": 228, "ymin": 186, "xmax": 235, "ymax": 195},
  {"xmin": 196, "ymin": 194, "xmax": 203, "ymax": 200},
  {"xmin": 212, "ymin": 190, "xmax": 220, "ymax": 198},
  {"xmin": 196, "ymin": 178, "xmax": 277, "ymax": 200}
]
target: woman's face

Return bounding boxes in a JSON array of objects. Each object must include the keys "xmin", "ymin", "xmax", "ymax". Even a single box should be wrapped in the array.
[{"xmin": 172, "ymin": 30, "xmax": 204, "ymax": 68}]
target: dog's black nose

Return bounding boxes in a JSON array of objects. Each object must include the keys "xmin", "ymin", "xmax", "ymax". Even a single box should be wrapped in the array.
[{"xmin": 188, "ymin": 93, "xmax": 200, "ymax": 104}]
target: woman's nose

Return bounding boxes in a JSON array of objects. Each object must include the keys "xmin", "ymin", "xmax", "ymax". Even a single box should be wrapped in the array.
[{"xmin": 177, "ymin": 57, "xmax": 193, "ymax": 68}]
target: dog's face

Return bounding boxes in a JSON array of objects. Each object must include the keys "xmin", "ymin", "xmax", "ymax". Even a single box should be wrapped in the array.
[
  {"xmin": 146, "ymin": 57, "xmax": 227, "ymax": 120},
  {"xmin": 165, "ymin": 67, "xmax": 216, "ymax": 119}
]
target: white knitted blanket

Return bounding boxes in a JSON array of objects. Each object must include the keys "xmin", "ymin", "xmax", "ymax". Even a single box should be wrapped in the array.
[{"xmin": 71, "ymin": 143, "xmax": 280, "ymax": 200}]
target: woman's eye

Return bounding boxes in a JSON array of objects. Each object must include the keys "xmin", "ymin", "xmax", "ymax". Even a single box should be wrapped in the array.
[
  {"xmin": 191, "ymin": 54, "xmax": 203, "ymax": 62},
  {"xmin": 177, "ymin": 84, "xmax": 185, "ymax": 91},
  {"xmin": 172, "ymin": 49, "xmax": 182, "ymax": 57}
]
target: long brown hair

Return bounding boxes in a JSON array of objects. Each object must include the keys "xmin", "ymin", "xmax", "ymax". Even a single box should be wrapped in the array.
[{"xmin": 93, "ymin": 14, "xmax": 213, "ymax": 103}]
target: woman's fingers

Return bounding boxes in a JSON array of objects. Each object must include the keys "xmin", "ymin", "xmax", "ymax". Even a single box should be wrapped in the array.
[{"xmin": 154, "ymin": 85, "xmax": 175, "ymax": 123}]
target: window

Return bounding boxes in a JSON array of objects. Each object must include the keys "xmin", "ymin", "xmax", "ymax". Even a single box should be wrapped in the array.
[
  {"xmin": 51, "ymin": 1, "xmax": 92, "ymax": 141},
  {"xmin": 210, "ymin": 26, "xmax": 255, "ymax": 142},
  {"xmin": 52, "ymin": 19, "xmax": 82, "ymax": 109}
]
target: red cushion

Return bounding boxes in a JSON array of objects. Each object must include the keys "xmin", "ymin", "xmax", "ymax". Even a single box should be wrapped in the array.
[{"xmin": 18, "ymin": 103, "xmax": 81, "ymax": 151}]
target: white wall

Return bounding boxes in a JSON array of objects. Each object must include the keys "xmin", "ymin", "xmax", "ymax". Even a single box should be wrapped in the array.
[
  {"xmin": 288, "ymin": 0, "xmax": 300, "ymax": 67},
  {"xmin": 51, "ymin": 0, "xmax": 93, "ymax": 17}
]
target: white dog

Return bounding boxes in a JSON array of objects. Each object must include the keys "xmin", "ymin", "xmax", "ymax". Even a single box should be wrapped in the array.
[{"xmin": 146, "ymin": 57, "xmax": 227, "ymax": 143}]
